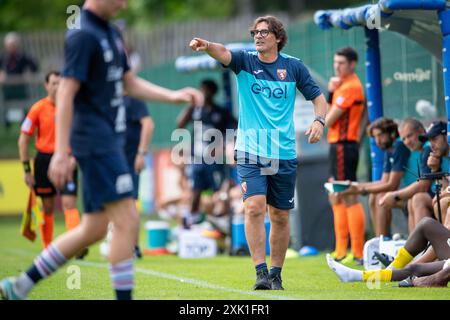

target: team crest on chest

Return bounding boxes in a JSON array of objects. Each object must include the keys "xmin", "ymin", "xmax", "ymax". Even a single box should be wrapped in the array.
[
  {"xmin": 100, "ymin": 39, "xmax": 114, "ymax": 63},
  {"xmin": 277, "ymin": 69, "xmax": 287, "ymax": 81},
  {"xmin": 115, "ymin": 37, "xmax": 124, "ymax": 54}
]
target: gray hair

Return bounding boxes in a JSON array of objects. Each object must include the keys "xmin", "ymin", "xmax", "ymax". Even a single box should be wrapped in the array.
[
  {"xmin": 400, "ymin": 117, "xmax": 425, "ymax": 132},
  {"xmin": 4, "ymin": 32, "xmax": 21, "ymax": 46}
]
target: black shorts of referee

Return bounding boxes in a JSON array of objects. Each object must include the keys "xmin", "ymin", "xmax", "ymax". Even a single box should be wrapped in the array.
[
  {"xmin": 34, "ymin": 152, "xmax": 78, "ymax": 197},
  {"xmin": 329, "ymin": 141, "xmax": 359, "ymax": 181}
]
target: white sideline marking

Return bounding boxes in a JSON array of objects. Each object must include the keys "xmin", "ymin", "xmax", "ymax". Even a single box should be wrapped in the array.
[
  {"xmin": 79, "ymin": 260, "xmax": 296, "ymax": 300},
  {"xmin": 3, "ymin": 249, "xmax": 296, "ymax": 300}
]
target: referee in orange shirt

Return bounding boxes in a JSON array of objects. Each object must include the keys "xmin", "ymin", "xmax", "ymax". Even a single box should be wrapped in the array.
[
  {"xmin": 18, "ymin": 71, "xmax": 83, "ymax": 253},
  {"xmin": 325, "ymin": 47, "xmax": 366, "ymax": 265}
]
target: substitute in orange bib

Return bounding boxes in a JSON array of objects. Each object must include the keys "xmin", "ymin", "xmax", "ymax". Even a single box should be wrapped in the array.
[
  {"xmin": 18, "ymin": 71, "xmax": 83, "ymax": 252},
  {"xmin": 325, "ymin": 47, "xmax": 366, "ymax": 265}
]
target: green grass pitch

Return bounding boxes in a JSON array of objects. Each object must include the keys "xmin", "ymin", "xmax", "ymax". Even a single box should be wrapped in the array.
[{"xmin": 0, "ymin": 215, "xmax": 448, "ymax": 300}]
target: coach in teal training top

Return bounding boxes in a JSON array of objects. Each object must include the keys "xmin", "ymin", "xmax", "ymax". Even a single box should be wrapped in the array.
[{"xmin": 190, "ymin": 15, "xmax": 328, "ymax": 291}]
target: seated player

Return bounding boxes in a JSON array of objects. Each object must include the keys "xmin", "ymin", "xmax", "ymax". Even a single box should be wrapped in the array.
[
  {"xmin": 411, "ymin": 262, "xmax": 450, "ymax": 287},
  {"xmin": 407, "ymin": 121, "xmax": 450, "ymax": 264},
  {"xmin": 326, "ymin": 217, "xmax": 450, "ymax": 287},
  {"xmin": 417, "ymin": 121, "xmax": 450, "ymax": 223},
  {"xmin": 378, "ymin": 118, "xmax": 432, "ymax": 233},
  {"xmin": 340, "ymin": 117, "xmax": 412, "ymax": 237}
]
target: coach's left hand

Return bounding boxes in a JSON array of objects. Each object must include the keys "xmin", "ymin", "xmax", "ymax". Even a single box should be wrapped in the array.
[
  {"xmin": 306, "ymin": 121, "xmax": 323, "ymax": 144},
  {"xmin": 48, "ymin": 152, "xmax": 72, "ymax": 190}
]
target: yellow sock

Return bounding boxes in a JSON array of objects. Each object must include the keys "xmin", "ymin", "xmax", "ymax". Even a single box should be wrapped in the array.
[
  {"xmin": 391, "ymin": 247, "xmax": 414, "ymax": 270},
  {"xmin": 362, "ymin": 269, "xmax": 393, "ymax": 282}
]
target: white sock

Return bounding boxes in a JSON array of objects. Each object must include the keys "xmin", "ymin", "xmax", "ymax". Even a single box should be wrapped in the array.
[
  {"xmin": 326, "ymin": 254, "xmax": 363, "ymax": 282},
  {"xmin": 443, "ymin": 258, "xmax": 450, "ymax": 270},
  {"xmin": 13, "ymin": 273, "xmax": 34, "ymax": 298}
]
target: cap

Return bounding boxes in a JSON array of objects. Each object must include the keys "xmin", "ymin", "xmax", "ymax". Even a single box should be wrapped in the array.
[{"xmin": 419, "ymin": 121, "xmax": 447, "ymax": 142}]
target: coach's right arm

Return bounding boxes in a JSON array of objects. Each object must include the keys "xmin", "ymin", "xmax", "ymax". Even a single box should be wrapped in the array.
[{"xmin": 189, "ymin": 38, "xmax": 232, "ymax": 67}]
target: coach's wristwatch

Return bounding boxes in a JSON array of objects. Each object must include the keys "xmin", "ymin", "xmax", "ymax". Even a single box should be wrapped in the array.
[
  {"xmin": 393, "ymin": 192, "xmax": 401, "ymax": 202},
  {"xmin": 314, "ymin": 116, "xmax": 326, "ymax": 127}
]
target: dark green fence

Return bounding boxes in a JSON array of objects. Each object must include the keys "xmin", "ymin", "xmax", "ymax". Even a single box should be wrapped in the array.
[{"xmin": 142, "ymin": 18, "xmax": 444, "ymax": 149}]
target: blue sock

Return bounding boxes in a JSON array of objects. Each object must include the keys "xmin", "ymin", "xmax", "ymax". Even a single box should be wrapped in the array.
[
  {"xmin": 255, "ymin": 262, "xmax": 268, "ymax": 273},
  {"xmin": 269, "ymin": 266, "xmax": 282, "ymax": 277},
  {"xmin": 115, "ymin": 289, "xmax": 132, "ymax": 300},
  {"xmin": 25, "ymin": 265, "xmax": 43, "ymax": 284}
]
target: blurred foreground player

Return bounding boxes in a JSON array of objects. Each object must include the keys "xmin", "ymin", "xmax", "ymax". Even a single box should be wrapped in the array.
[{"xmin": 0, "ymin": 0, "xmax": 202, "ymax": 300}]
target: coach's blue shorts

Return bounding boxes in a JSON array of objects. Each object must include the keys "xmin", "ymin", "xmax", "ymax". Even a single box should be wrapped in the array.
[
  {"xmin": 77, "ymin": 151, "xmax": 134, "ymax": 213},
  {"xmin": 236, "ymin": 151, "xmax": 298, "ymax": 210}
]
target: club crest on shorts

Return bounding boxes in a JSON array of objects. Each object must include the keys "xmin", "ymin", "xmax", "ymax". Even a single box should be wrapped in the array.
[
  {"xmin": 116, "ymin": 174, "xmax": 133, "ymax": 194},
  {"xmin": 277, "ymin": 69, "xmax": 287, "ymax": 81},
  {"xmin": 241, "ymin": 181, "xmax": 247, "ymax": 193}
]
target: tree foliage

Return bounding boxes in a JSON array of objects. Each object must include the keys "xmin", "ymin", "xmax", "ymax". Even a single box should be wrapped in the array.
[
  {"xmin": 0, "ymin": 0, "xmax": 366, "ymax": 32},
  {"xmin": 0, "ymin": 0, "xmax": 84, "ymax": 31}
]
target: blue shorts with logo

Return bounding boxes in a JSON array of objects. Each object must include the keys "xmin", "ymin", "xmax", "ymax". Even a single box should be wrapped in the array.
[
  {"xmin": 235, "ymin": 151, "xmax": 298, "ymax": 210},
  {"xmin": 77, "ymin": 150, "xmax": 134, "ymax": 213}
]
